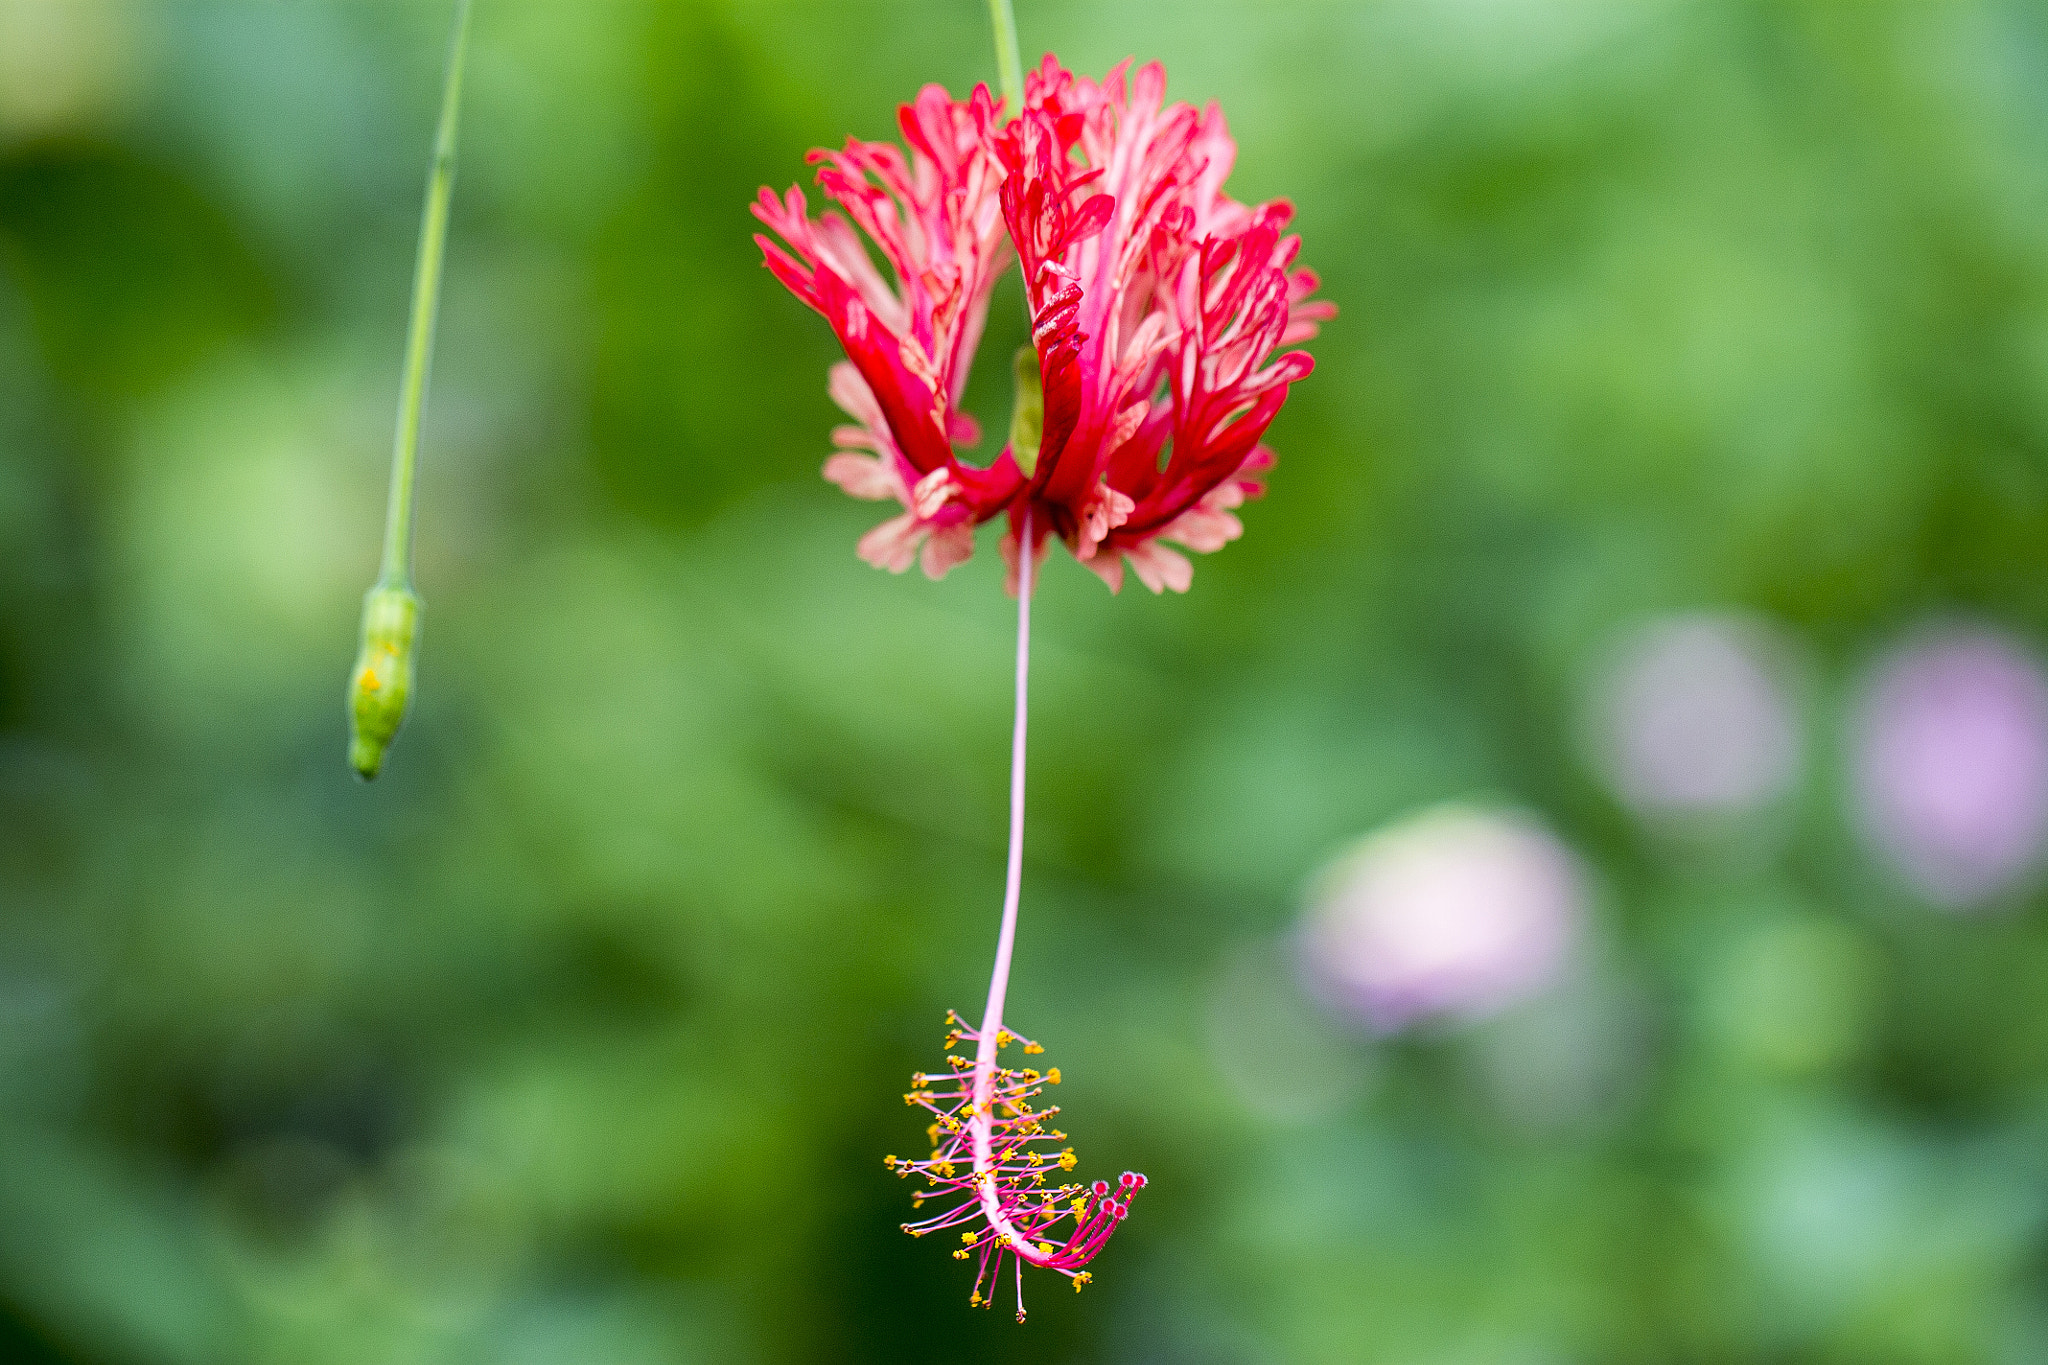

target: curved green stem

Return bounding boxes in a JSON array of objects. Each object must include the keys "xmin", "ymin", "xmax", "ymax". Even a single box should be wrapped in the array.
[
  {"xmin": 349, "ymin": 0, "xmax": 471, "ymax": 779},
  {"xmin": 380, "ymin": 0, "xmax": 472, "ymax": 588},
  {"xmin": 986, "ymin": 0, "xmax": 1024, "ymax": 114}
]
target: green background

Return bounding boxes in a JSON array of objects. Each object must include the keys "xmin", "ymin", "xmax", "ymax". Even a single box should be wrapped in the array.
[{"xmin": 7, "ymin": 1, "xmax": 2048, "ymax": 1361}]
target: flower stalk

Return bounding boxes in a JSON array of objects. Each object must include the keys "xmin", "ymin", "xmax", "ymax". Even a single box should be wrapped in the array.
[
  {"xmin": 349, "ymin": 0, "xmax": 472, "ymax": 779},
  {"xmin": 985, "ymin": 0, "xmax": 1024, "ymax": 114}
]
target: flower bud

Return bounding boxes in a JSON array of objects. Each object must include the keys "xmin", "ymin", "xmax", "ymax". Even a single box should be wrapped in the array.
[
  {"xmin": 347, "ymin": 582, "xmax": 421, "ymax": 779},
  {"xmin": 1008, "ymin": 344, "xmax": 1043, "ymax": 477}
]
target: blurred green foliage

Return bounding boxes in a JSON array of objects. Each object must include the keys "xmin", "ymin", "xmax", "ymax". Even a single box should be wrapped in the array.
[{"xmin": 8, "ymin": 1, "xmax": 2048, "ymax": 1362}]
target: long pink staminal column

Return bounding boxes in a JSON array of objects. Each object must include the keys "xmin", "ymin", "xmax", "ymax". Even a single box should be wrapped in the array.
[
  {"xmin": 971, "ymin": 506, "xmax": 1036, "ymax": 1239},
  {"xmin": 884, "ymin": 509, "xmax": 1146, "ymax": 1319}
]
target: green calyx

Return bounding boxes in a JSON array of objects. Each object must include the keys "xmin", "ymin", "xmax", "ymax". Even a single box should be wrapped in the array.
[
  {"xmin": 1008, "ymin": 345, "xmax": 1044, "ymax": 478},
  {"xmin": 348, "ymin": 582, "xmax": 421, "ymax": 780}
]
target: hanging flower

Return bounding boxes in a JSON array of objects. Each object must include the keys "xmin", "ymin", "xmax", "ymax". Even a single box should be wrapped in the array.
[
  {"xmin": 754, "ymin": 58, "xmax": 1330, "ymax": 592},
  {"xmin": 753, "ymin": 54, "xmax": 1326, "ymax": 1321}
]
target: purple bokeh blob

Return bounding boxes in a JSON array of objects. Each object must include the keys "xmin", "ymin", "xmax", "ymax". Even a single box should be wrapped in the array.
[
  {"xmin": 1851, "ymin": 623, "xmax": 2048, "ymax": 909},
  {"xmin": 1298, "ymin": 806, "xmax": 1585, "ymax": 1033},
  {"xmin": 1590, "ymin": 613, "xmax": 1802, "ymax": 818}
]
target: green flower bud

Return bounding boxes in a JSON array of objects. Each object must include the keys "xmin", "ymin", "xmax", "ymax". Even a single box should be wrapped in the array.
[
  {"xmin": 348, "ymin": 582, "xmax": 421, "ymax": 780},
  {"xmin": 1008, "ymin": 344, "xmax": 1043, "ymax": 478}
]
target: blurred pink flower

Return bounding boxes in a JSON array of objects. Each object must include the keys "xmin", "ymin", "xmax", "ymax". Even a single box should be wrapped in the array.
[
  {"xmin": 1588, "ymin": 612, "xmax": 1803, "ymax": 818},
  {"xmin": 753, "ymin": 58, "xmax": 1330, "ymax": 593},
  {"xmin": 1299, "ymin": 806, "xmax": 1585, "ymax": 1033},
  {"xmin": 1851, "ymin": 623, "xmax": 2048, "ymax": 908}
]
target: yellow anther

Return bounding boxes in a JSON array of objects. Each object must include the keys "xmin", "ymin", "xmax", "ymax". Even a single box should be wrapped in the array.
[
  {"xmin": 1073, "ymin": 1271, "xmax": 1091, "ymax": 1292},
  {"xmin": 1046, "ymin": 1067, "xmax": 1061, "ymax": 1084},
  {"xmin": 962, "ymin": 1231, "xmax": 977, "ymax": 1244},
  {"xmin": 997, "ymin": 1030, "xmax": 1012, "ymax": 1048},
  {"xmin": 1072, "ymin": 1198, "xmax": 1087, "ymax": 1212},
  {"xmin": 955, "ymin": 1250, "xmax": 969, "ymax": 1260},
  {"xmin": 1023, "ymin": 1042, "xmax": 1043, "ymax": 1054},
  {"xmin": 969, "ymin": 1291, "xmax": 982, "ymax": 1306},
  {"xmin": 1059, "ymin": 1149, "xmax": 1078, "ymax": 1171},
  {"xmin": 883, "ymin": 1155, "xmax": 897, "ymax": 1169},
  {"xmin": 1039, "ymin": 1241, "xmax": 1055, "ymax": 1254}
]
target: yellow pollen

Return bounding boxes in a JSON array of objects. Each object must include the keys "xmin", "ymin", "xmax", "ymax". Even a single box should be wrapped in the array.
[
  {"xmin": 963, "ymin": 1231, "xmax": 977, "ymax": 1244},
  {"xmin": 1046, "ymin": 1067, "xmax": 1061, "ymax": 1084},
  {"xmin": 1074, "ymin": 1271, "xmax": 1091, "ymax": 1292},
  {"xmin": 358, "ymin": 668, "xmax": 380, "ymax": 692},
  {"xmin": 955, "ymin": 1250, "xmax": 969, "ymax": 1260},
  {"xmin": 1039, "ymin": 1241, "xmax": 1055, "ymax": 1254},
  {"xmin": 1024, "ymin": 1042, "xmax": 1043, "ymax": 1054}
]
